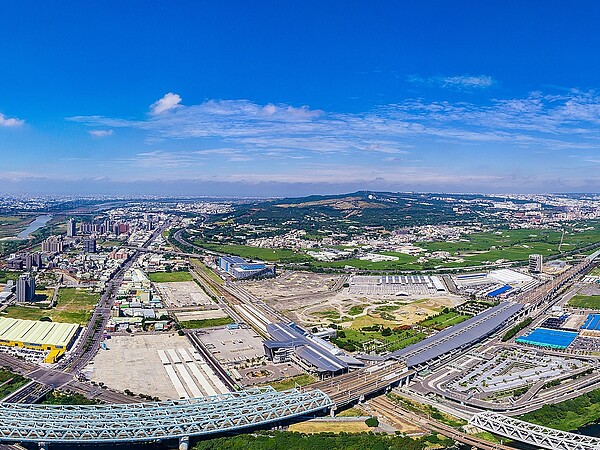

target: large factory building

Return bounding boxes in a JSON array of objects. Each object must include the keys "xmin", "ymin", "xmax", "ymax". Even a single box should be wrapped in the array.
[{"xmin": 0, "ymin": 317, "xmax": 80, "ymax": 363}]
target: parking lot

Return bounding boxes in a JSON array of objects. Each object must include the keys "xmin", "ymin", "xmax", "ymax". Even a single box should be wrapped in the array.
[
  {"xmin": 155, "ymin": 281, "xmax": 213, "ymax": 307},
  {"xmin": 196, "ymin": 327, "xmax": 265, "ymax": 366},
  {"xmin": 86, "ymin": 333, "xmax": 199, "ymax": 400}
]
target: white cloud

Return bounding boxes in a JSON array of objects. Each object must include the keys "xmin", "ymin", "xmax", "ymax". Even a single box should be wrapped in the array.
[
  {"xmin": 439, "ymin": 75, "xmax": 494, "ymax": 89},
  {"xmin": 150, "ymin": 92, "xmax": 182, "ymax": 115},
  {"xmin": 409, "ymin": 74, "xmax": 495, "ymax": 90},
  {"xmin": 0, "ymin": 112, "xmax": 24, "ymax": 127},
  {"xmin": 88, "ymin": 129, "xmax": 113, "ymax": 137}
]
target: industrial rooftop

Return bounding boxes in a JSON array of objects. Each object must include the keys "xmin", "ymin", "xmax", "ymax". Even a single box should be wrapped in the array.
[{"xmin": 0, "ymin": 317, "xmax": 79, "ymax": 349}]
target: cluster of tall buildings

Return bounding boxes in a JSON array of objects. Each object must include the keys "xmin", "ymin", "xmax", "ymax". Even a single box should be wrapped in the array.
[
  {"xmin": 7, "ymin": 252, "xmax": 43, "ymax": 271},
  {"xmin": 75, "ymin": 218, "xmax": 130, "ymax": 236},
  {"xmin": 42, "ymin": 235, "xmax": 64, "ymax": 253}
]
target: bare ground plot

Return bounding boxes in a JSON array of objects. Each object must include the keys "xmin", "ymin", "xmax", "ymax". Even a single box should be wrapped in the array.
[
  {"xmin": 238, "ymin": 362, "xmax": 303, "ymax": 387},
  {"xmin": 197, "ymin": 327, "xmax": 265, "ymax": 366},
  {"xmin": 241, "ymin": 271, "xmax": 343, "ymax": 301},
  {"xmin": 579, "ymin": 284, "xmax": 600, "ymax": 296},
  {"xmin": 386, "ymin": 296, "xmax": 464, "ymax": 326},
  {"xmin": 288, "ymin": 419, "xmax": 371, "ymax": 434},
  {"xmin": 260, "ymin": 284, "xmax": 463, "ymax": 328},
  {"xmin": 175, "ymin": 309, "xmax": 228, "ymax": 321},
  {"xmin": 155, "ymin": 281, "xmax": 213, "ymax": 307},
  {"xmin": 86, "ymin": 333, "xmax": 193, "ymax": 400}
]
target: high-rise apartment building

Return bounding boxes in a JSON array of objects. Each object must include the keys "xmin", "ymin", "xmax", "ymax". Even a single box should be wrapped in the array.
[
  {"xmin": 529, "ymin": 254, "xmax": 543, "ymax": 273},
  {"xmin": 83, "ymin": 238, "xmax": 97, "ymax": 253},
  {"xmin": 66, "ymin": 218, "xmax": 77, "ymax": 237},
  {"xmin": 16, "ymin": 273, "xmax": 36, "ymax": 302}
]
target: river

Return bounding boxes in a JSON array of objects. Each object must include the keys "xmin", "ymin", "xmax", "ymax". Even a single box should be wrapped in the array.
[{"xmin": 17, "ymin": 214, "xmax": 53, "ymax": 239}]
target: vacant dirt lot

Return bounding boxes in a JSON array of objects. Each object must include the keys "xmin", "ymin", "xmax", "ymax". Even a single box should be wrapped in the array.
[
  {"xmin": 155, "ymin": 281, "xmax": 213, "ymax": 307},
  {"xmin": 86, "ymin": 333, "xmax": 190, "ymax": 400}
]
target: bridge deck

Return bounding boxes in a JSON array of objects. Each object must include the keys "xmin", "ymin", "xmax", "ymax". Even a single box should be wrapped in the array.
[
  {"xmin": 0, "ymin": 387, "xmax": 333, "ymax": 443},
  {"xmin": 470, "ymin": 411, "xmax": 600, "ymax": 450}
]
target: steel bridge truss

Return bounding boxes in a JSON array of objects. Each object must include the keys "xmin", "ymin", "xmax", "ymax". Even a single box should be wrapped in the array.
[
  {"xmin": 470, "ymin": 411, "xmax": 600, "ymax": 450},
  {"xmin": 0, "ymin": 387, "xmax": 333, "ymax": 444}
]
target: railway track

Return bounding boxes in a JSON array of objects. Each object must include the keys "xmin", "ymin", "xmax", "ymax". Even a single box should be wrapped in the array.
[
  {"xmin": 368, "ymin": 396, "xmax": 514, "ymax": 450},
  {"xmin": 186, "ymin": 331, "xmax": 237, "ymax": 391},
  {"xmin": 310, "ymin": 362, "xmax": 413, "ymax": 407}
]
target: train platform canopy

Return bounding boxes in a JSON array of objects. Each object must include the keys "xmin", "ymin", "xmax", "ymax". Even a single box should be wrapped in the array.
[
  {"xmin": 388, "ymin": 302, "xmax": 523, "ymax": 368},
  {"xmin": 516, "ymin": 328, "xmax": 578, "ymax": 350},
  {"xmin": 266, "ymin": 323, "xmax": 353, "ymax": 375},
  {"xmin": 0, "ymin": 317, "xmax": 79, "ymax": 354}
]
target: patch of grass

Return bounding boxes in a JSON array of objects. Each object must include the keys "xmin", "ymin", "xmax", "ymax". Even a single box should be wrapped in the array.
[
  {"xmin": 472, "ymin": 432, "xmax": 505, "ymax": 444},
  {"xmin": 334, "ymin": 321, "xmax": 425, "ymax": 353},
  {"xmin": 387, "ymin": 392, "xmax": 467, "ymax": 428},
  {"xmin": 314, "ymin": 309, "xmax": 341, "ymax": 320},
  {"xmin": 2, "ymin": 287, "xmax": 98, "ymax": 325},
  {"xmin": 350, "ymin": 314, "xmax": 398, "ymax": 329},
  {"xmin": 0, "ymin": 369, "xmax": 29, "ymax": 399},
  {"xmin": 148, "ymin": 271, "xmax": 193, "ymax": 282},
  {"xmin": 568, "ymin": 294, "xmax": 600, "ymax": 310},
  {"xmin": 519, "ymin": 387, "xmax": 600, "ymax": 431},
  {"xmin": 0, "ymin": 270, "xmax": 21, "ymax": 284},
  {"xmin": 190, "ymin": 259, "xmax": 224, "ymax": 285},
  {"xmin": 288, "ymin": 421, "xmax": 370, "ymax": 434},
  {"xmin": 97, "ymin": 239, "xmax": 122, "ymax": 247},
  {"xmin": 196, "ymin": 242, "xmax": 311, "ymax": 263},
  {"xmin": 336, "ymin": 407, "xmax": 366, "ymax": 417},
  {"xmin": 179, "ymin": 316, "xmax": 233, "ymax": 329},
  {"xmin": 348, "ymin": 304, "xmax": 367, "ymax": 316},
  {"xmin": 590, "ymin": 267, "xmax": 600, "ymax": 276},
  {"xmin": 312, "ymin": 255, "xmax": 421, "ymax": 271},
  {"xmin": 34, "ymin": 288, "xmax": 54, "ymax": 303},
  {"xmin": 267, "ymin": 374, "xmax": 316, "ymax": 392},
  {"xmin": 42, "ymin": 390, "xmax": 100, "ymax": 405},
  {"xmin": 420, "ymin": 311, "xmax": 470, "ymax": 330},
  {"xmin": 374, "ymin": 304, "xmax": 401, "ymax": 313}
]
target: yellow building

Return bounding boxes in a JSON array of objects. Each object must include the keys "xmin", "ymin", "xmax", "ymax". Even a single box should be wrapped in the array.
[{"xmin": 0, "ymin": 317, "xmax": 80, "ymax": 363}]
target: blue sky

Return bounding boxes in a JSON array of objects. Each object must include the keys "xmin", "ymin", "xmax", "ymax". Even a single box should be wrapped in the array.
[{"xmin": 1, "ymin": 1, "xmax": 600, "ymax": 196}]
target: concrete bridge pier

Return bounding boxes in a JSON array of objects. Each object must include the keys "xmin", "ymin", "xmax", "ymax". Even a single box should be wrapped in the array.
[
  {"xmin": 330, "ymin": 406, "xmax": 337, "ymax": 417},
  {"xmin": 179, "ymin": 436, "xmax": 190, "ymax": 450},
  {"xmin": 358, "ymin": 394, "xmax": 365, "ymax": 404},
  {"xmin": 38, "ymin": 442, "xmax": 48, "ymax": 450}
]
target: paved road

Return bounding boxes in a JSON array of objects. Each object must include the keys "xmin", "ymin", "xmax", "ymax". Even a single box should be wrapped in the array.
[{"xmin": 0, "ymin": 223, "xmax": 170, "ymax": 405}]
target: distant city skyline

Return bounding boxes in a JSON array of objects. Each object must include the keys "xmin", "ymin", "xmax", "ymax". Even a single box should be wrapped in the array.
[{"xmin": 1, "ymin": 1, "xmax": 600, "ymax": 196}]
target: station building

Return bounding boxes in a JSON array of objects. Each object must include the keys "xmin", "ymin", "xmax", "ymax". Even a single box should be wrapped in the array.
[
  {"xmin": 0, "ymin": 317, "xmax": 80, "ymax": 363},
  {"xmin": 218, "ymin": 256, "xmax": 276, "ymax": 279},
  {"xmin": 264, "ymin": 322, "xmax": 363, "ymax": 379}
]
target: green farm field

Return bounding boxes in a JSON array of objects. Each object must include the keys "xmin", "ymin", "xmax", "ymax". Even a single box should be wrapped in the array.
[
  {"xmin": 148, "ymin": 271, "xmax": 193, "ymax": 282},
  {"xmin": 195, "ymin": 224, "xmax": 600, "ymax": 271},
  {"xmin": 196, "ymin": 242, "xmax": 310, "ymax": 263}
]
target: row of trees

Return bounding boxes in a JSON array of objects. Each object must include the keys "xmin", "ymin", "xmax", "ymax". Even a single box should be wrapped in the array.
[{"xmin": 193, "ymin": 431, "xmax": 452, "ymax": 450}]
